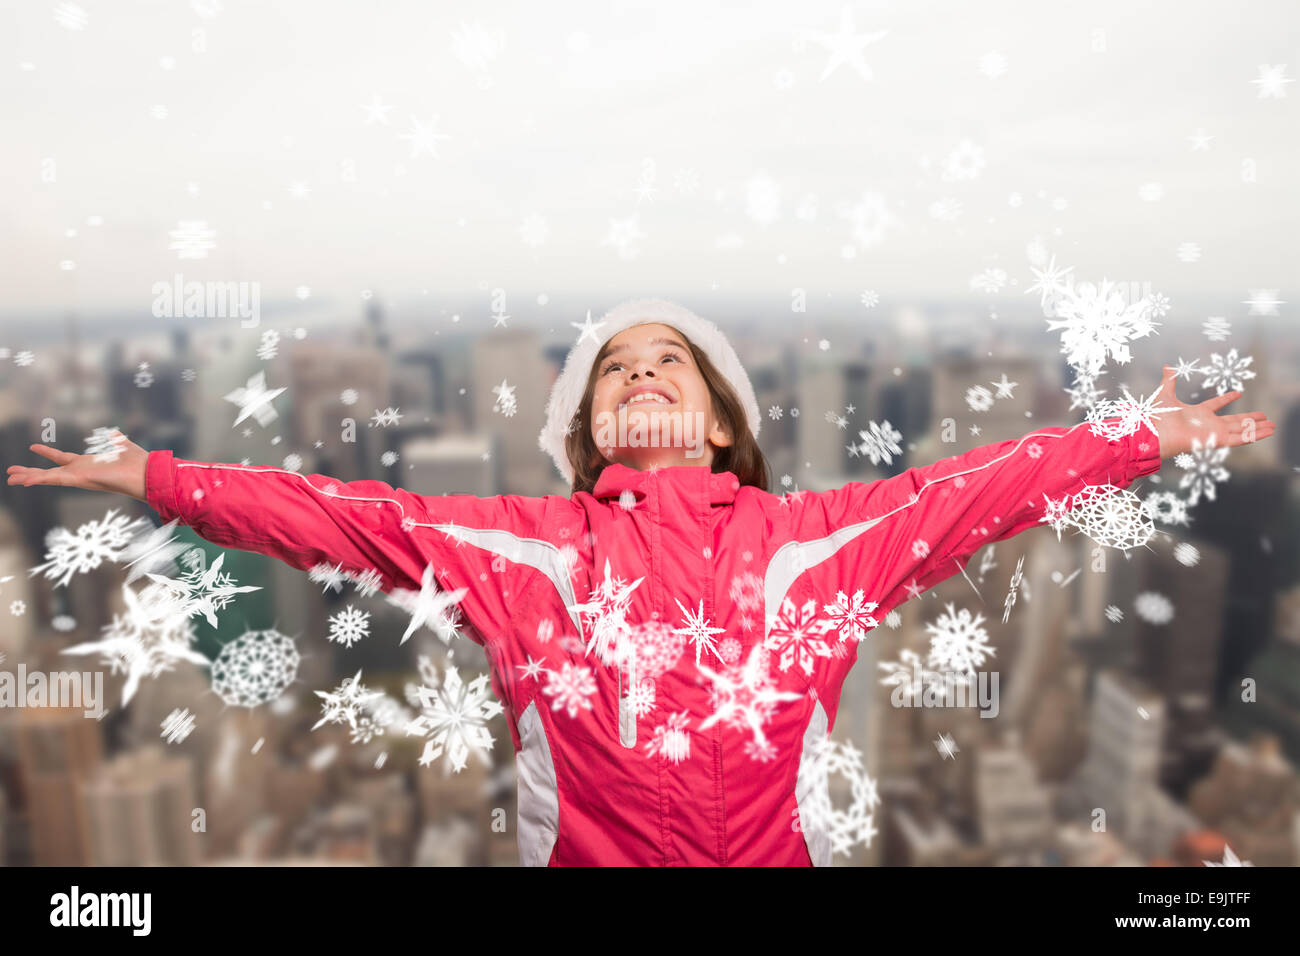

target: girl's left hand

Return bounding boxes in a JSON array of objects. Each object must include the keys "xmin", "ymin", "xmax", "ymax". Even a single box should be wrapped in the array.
[{"xmin": 1150, "ymin": 365, "xmax": 1275, "ymax": 460}]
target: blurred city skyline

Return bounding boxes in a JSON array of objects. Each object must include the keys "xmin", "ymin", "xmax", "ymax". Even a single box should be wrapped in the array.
[{"xmin": 0, "ymin": 290, "xmax": 1297, "ymax": 866}]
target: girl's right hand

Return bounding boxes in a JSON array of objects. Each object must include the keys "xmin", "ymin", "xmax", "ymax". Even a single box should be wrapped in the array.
[{"xmin": 6, "ymin": 429, "xmax": 150, "ymax": 503}]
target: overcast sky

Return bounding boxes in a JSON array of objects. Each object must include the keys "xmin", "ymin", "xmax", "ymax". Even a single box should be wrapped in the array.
[{"xmin": 2, "ymin": 0, "xmax": 1295, "ymax": 323}]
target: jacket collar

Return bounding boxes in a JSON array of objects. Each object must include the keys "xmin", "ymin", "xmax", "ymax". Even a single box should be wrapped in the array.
[{"xmin": 591, "ymin": 463, "xmax": 741, "ymax": 506}]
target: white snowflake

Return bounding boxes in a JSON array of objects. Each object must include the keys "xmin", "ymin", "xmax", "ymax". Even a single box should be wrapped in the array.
[
  {"xmin": 381, "ymin": 450, "xmax": 399, "ymax": 467},
  {"xmin": 309, "ymin": 561, "xmax": 349, "ymax": 593},
  {"xmin": 1086, "ymin": 384, "xmax": 1179, "ymax": 440},
  {"xmin": 117, "ymin": 518, "xmax": 192, "ymax": 584},
  {"xmin": 398, "ymin": 114, "xmax": 452, "ymax": 159},
  {"xmin": 925, "ymin": 603, "xmax": 995, "ymax": 675},
  {"xmin": 258, "ymin": 329, "xmax": 283, "ymax": 362},
  {"xmin": 83, "ymin": 427, "xmax": 127, "ymax": 463},
  {"xmin": 62, "ymin": 579, "xmax": 208, "ymax": 706},
  {"xmin": 146, "ymin": 552, "xmax": 262, "ymax": 628},
  {"xmin": 698, "ymin": 645, "xmax": 802, "ymax": 752},
  {"xmin": 857, "ymin": 420, "xmax": 903, "ymax": 465},
  {"xmin": 568, "ymin": 558, "xmax": 644, "ymax": 666},
  {"xmin": 1242, "ymin": 289, "xmax": 1283, "ymax": 316},
  {"xmin": 1204, "ymin": 844, "xmax": 1254, "ymax": 867},
  {"xmin": 627, "ymin": 676, "xmax": 656, "ymax": 718},
  {"xmin": 878, "ymin": 648, "xmax": 952, "ymax": 705},
  {"xmin": 644, "ymin": 710, "xmax": 692, "ymax": 764},
  {"xmin": 542, "ymin": 661, "xmax": 598, "ymax": 718},
  {"xmin": 405, "ymin": 659, "xmax": 504, "ymax": 773},
  {"xmin": 313, "ymin": 669, "xmax": 385, "ymax": 732},
  {"xmin": 168, "ymin": 219, "xmax": 216, "ymax": 259},
  {"xmin": 1251, "ymin": 64, "xmax": 1293, "ymax": 99},
  {"xmin": 1141, "ymin": 490, "xmax": 1190, "ymax": 527},
  {"xmin": 223, "ymin": 370, "xmax": 286, "ymax": 427},
  {"xmin": 1068, "ymin": 484, "xmax": 1155, "ymax": 551},
  {"xmin": 1023, "ymin": 255, "xmax": 1075, "ymax": 312},
  {"xmin": 1046, "ymin": 279, "xmax": 1159, "ymax": 375},
  {"xmin": 935, "ymin": 732, "xmax": 960, "ymax": 760},
  {"xmin": 160, "ymin": 707, "xmax": 196, "ymax": 744},
  {"xmin": 1064, "ymin": 367, "xmax": 1107, "ymax": 412},
  {"xmin": 763, "ymin": 597, "xmax": 835, "ymax": 677},
  {"xmin": 327, "ymin": 605, "xmax": 371, "ymax": 648},
  {"xmin": 942, "ymin": 139, "xmax": 985, "ymax": 182},
  {"xmin": 822, "ymin": 589, "xmax": 879, "ymax": 643},
  {"xmin": 369, "ymin": 407, "xmax": 403, "ymax": 427},
  {"xmin": 729, "ymin": 571, "xmax": 763, "ymax": 614},
  {"xmin": 1202, "ymin": 316, "xmax": 1230, "ymax": 342},
  {"xmin": 210, "ymin": 628, "xmax": 301, "ymax": 708},
  {"xmin": 492, "ymin": 378, "xmax": 517, "ymax": 417},
  {"xmin": 965, "ymin": 385, "xmax": 994, "ymax": 412},
  {"xmin": 796, "ymin": 736, "xmax": 880, "ymax": 857},
  {"xmin": 1200, "ymin": 348, "xmax": 1256, "ymax": 396},
  {"xmin": 349, "ymin": 567, "xmax": 385, "ymax": 598},
  {"xmin": 1177, "ymin": 434, "xmax": 1230, "ymax": 506},
  {"xmin": 1040, "ymin": 493, "xmax": 1074, "ymax": 541},
  {"xmin": 671, "ymin": 597, "xmax": 726, "ymax": 666},
  {"xmin": 385, "ymin": 563, "xmax": 468, "ymax": 644},
  {"xmin": 1134, "ymin": 591, "xmax": 1174, "ymax": 625},
  {"xmin": 969, "ymin": 268, "xmax": 1007, "ymax": 293},
  {"xmin": 31, "ymin": 508, "xmax": 151, "ymax": 587}
]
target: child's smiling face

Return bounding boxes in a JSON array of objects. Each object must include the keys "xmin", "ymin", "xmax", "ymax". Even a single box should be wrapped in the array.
[{"xmin": 589, "ymin": 322, "xmax": 733, "ymax": 470}]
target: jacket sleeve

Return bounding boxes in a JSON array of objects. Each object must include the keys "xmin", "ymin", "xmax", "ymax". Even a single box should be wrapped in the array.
[
  {"xmin": 143, "ymin": 450, "xmax": 552, "ymax": 648},
  {"xmin": 785, "ymin": 419, "xmax": 1163, "ymax": 617}
]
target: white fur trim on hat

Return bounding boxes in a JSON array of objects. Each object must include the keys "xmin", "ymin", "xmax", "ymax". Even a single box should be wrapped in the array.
[{"xmin": 538, "ymin": 298, "xmax": 762, "ymax": 486}]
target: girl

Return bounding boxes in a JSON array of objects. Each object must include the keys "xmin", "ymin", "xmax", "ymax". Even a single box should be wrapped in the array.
[{"xmin": 7, "ymin": 297, "xmax": 1276, "ymax": 866}]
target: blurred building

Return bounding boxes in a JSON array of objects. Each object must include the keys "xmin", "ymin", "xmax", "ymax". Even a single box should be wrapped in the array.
[
  {"xmin": 79, "ymin": 745, "xmax": 201, "ymax": 865},
  {"xmin": 1185, "ymin": 734, "xmax": 1300, "ymax": 866},
  {"xmin": 11, "ymin": 705, "xmax": 102, "ymax": 865},
  {"xmin": 1064, "ymin": 670, "xmax": 1199, "ymax": 860},
  {"xmin": 285, "ymin": 341, "xmax": 390, "ymax": 483},
  {"xmin": 1133, "ymin": 536, "xmax": 1230, "ymax": 792},
  {"xmin": 974, "ymin": 732, "xmax": 1053, "ymax": 858},
  {"xmin": 471, "ymin": 329, "xmax": 549, "ymax": 496},
  {"xmin": 401, "ymin": 433, "xmax": 498, "ymax": 497}
]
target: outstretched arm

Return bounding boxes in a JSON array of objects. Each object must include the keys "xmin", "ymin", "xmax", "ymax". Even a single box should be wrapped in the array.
[
  {"xmin": 787, "ymin": 365, "xmax": 1275, "ymax": 621},
  {"xmin": 8, "ymin": 430, "xmax": 553, "ymax": 648}
]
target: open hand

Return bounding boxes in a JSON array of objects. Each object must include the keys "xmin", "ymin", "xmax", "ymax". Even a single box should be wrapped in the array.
[
  {"xmin": 1151, "ymin": 365, "xmax": 1274, "ymax": 460},
  {"xmin": 6, "ymin": 429, "xmax": 149, "ymax": 502}
]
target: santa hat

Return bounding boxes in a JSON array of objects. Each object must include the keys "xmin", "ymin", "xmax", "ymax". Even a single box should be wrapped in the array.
[{"xmin": 538, "ymin": 297, "xmax": 762, "ymax": 486}]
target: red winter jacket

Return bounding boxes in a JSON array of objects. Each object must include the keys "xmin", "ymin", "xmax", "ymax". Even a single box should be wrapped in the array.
[{"xmin": 144, "ymin": 419, "xmax": 1161, "ymax": 866}]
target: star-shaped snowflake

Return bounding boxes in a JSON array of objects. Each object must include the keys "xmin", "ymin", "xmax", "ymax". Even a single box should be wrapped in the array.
[
  {"xmin": 671, "ymin": 597, "xmax": 727, "ymax": 666},
  {"xmin": 146, "ymin": 552, "xmax": 262, "ymax": 628},
  {"xmin": 386, "ymin": 563, "xmax": 468, "ymax": 644},
  {"xmin": 568, "ymin": 558, "xmax": 644, "ymax": 665},
  {"xmin": 698, "ymin": 646, "xmax": 803, "ymax": 751},
  {"xmin": 223, "ymin": 370, "xmax": 286, "ymax": 427},
  {"xmin": 313, "ymin": 669, "xmax": 384, "ymax": 731}
]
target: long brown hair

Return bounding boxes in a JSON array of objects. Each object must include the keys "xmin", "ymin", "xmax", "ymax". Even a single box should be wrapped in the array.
[{"xmin": 563, "ymin": 324, "xmax": 770, "ymax": 496}]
